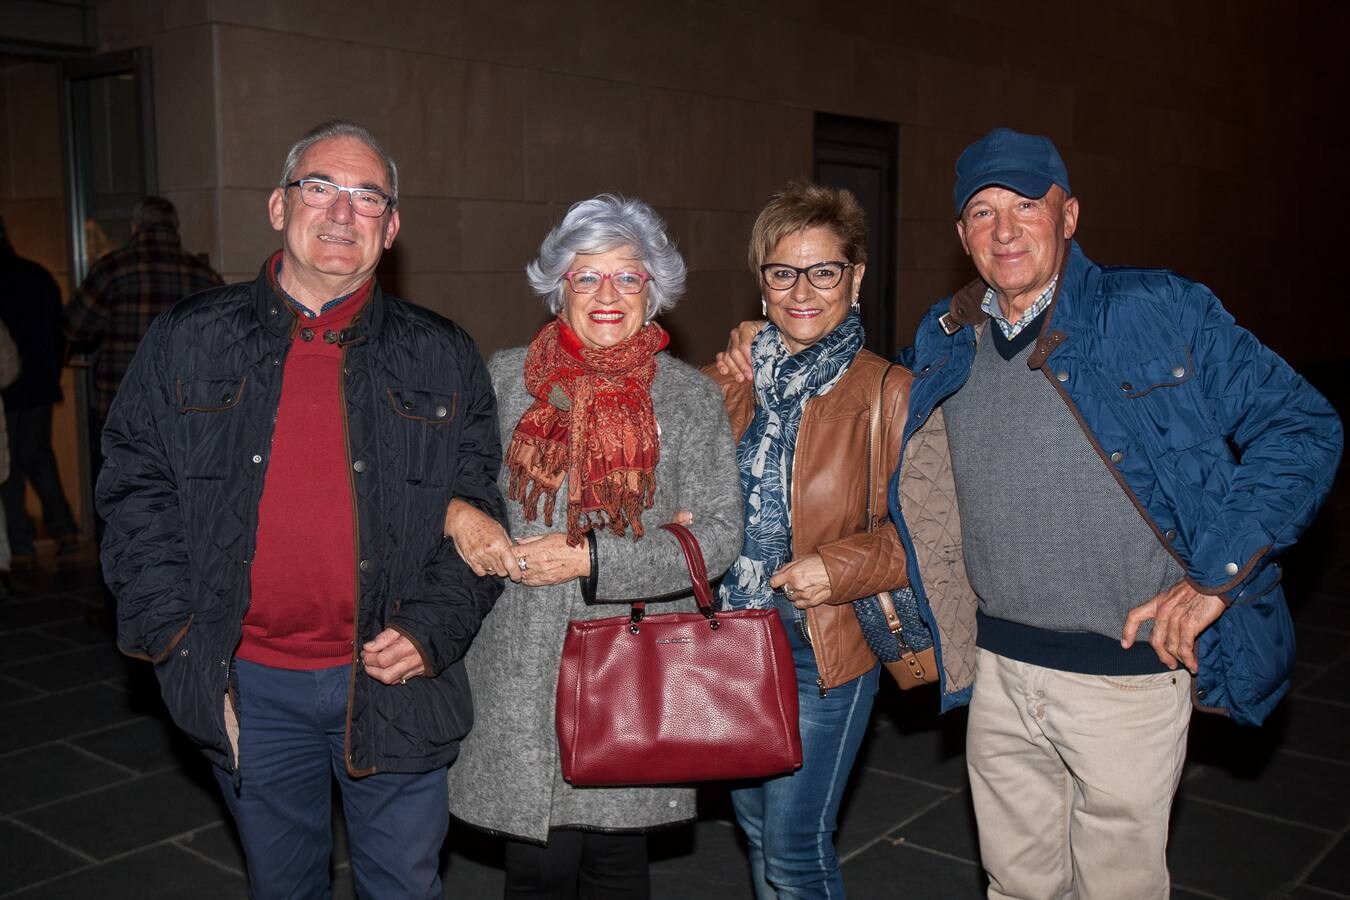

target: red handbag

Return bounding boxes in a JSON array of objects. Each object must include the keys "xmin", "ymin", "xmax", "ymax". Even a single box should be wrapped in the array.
[{"xmin": 555, "ymin": 523, "xmax": 802, "ymax": 786}]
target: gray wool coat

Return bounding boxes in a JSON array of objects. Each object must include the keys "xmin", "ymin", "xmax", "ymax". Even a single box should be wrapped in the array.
[{"xmin": 447, "ymin": 348, "xmax": 744, "ymax": 843}]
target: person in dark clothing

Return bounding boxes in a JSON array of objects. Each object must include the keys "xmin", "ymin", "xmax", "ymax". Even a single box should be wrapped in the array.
[
  {"xmin": 61, "ymin": 196, "xmax": 223, "ymax": 480},
  {"xmin": 97, "ymin": 120, "xmax": 504, "ymax": 900},
  {"xmin": 0, "ymin": 216, "xmax": 78, "ymax": 568}
]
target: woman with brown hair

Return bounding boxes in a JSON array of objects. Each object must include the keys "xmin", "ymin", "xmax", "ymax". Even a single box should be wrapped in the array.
[{"xmin": 708, "ymin": 182, "xmax": 911, "ymax": 898}]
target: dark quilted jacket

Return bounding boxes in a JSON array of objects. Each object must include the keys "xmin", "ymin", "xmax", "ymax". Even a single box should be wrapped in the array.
[{"xmin": 98, "ymin": 261, "xmax": 505, "ymax": 775}]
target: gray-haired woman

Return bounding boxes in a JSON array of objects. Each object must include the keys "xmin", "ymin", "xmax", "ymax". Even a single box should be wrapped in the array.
[{"xmin": 443, "ymin": 194, "xmax": 743, "ymax": 898}]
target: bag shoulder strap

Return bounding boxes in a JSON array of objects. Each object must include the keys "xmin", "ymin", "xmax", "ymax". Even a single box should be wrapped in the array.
[{"xmin": 865, "ymin": 362, "xmax": 897, "ymax": 534}]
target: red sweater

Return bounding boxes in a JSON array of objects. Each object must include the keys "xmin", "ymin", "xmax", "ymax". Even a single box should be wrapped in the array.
[{"xmin": 236, "ymin": 279, "xmax": 371, "ymax": 670}]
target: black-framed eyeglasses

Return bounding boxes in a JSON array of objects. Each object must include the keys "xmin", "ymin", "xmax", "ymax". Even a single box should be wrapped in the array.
[
  {"xmin": 562, "ymin": 268, "xmax": 653, "ymax": 295},
  {"xmin": 286, "ymin": 178, "xmax": 394, "ymax": 217},
  {"xmin": 759, "ymin": 260, "xmax": 854, "ymax": 291}
]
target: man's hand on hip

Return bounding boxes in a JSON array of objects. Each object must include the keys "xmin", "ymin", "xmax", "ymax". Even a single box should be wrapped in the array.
[
  {"xmin": 1121, "ymin": 580, "xmax": 1226, "ymax": 673},
  {"xmin": 361, "ymin": 628, "xmax": 427, "ymax": 684}
]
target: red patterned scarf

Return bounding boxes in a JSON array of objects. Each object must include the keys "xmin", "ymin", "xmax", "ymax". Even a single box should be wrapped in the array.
[{"xmin": 506, "ymin": 317, "xmax": 670, "ymax": 545}]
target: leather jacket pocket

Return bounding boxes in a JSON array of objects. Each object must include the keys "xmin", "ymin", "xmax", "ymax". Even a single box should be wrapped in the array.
[{"xmin": 176, "ymin": 375, "xmax": 248, "ymax": 478}]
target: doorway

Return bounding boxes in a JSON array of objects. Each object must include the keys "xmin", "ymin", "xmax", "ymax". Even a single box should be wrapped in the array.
[{"xmin": 813, "ymin": 113, "xmax": 899, "ymax": 360}]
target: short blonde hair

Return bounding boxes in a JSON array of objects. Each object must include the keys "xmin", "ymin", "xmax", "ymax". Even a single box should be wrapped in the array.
[{"xmin": 747, "ymin": 182, "xmax": 868, "ymax": 276}]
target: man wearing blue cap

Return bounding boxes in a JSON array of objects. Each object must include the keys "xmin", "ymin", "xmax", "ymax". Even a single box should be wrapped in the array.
[
  {"xmin": 717, "ymin": 127, "xmax": 1341, "ymax": 896},
  {"xmin": 893, "ymin": 127, "xmax": 1340, "ymax": 896}
]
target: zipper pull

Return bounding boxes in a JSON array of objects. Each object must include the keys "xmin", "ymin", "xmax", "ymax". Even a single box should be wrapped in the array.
[{"xmin": 817, "ymin": 677, "xmax": 827, "ymax": 699}]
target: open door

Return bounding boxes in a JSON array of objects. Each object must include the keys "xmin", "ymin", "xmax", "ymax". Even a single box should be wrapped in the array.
[{"xmin": 61, "ymin": 47, "xmax": 156, "ymax": 534}]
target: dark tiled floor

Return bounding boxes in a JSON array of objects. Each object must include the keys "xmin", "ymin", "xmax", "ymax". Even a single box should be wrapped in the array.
[{"xmin": 2, "ymin": 397, "xmax": 1348, "ymax": 897}]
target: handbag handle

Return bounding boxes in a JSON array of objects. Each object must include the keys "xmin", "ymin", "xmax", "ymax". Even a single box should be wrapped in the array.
[{"xmin": 627, "ymin": 523, "xmax": 719, "ymax": 633}]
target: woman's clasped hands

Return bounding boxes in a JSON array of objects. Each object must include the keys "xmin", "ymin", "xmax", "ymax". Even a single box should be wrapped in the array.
[{"xmin": 444, "ymin": 498, "xmax": 588, "ymax": 586}]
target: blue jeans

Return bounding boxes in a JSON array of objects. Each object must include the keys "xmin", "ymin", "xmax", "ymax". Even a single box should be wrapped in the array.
[
  {"xmin": 213, "ymin": 659, "xmax": 448, "ymax": 900},
  {"xmin": 731, "ymin": 598, "xmax": 880, "ymax": 899}
]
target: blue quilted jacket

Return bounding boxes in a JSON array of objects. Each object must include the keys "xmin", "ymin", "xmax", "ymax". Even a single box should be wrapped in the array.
[
  {"xmin": 889, "ymin": 241, "xmax": 1342, "ymax": 725},
  {"xmin": 99, "ymin": 262, "xmax": 505, "ymax": 774}
]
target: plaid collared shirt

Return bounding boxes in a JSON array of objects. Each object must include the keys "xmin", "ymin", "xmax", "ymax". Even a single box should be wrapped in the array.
[
  {"xmin": 981, "ymin": 276, "xmax": 1058, "ymax": 340},
  {"xmin": 62, "ymin": 227, "xmax": 223, "ymax": 420}
]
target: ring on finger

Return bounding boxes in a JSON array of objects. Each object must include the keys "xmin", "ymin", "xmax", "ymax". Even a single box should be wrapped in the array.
[
  {"xmin": 783, "ymin": 584, "xmax": 794, "ymax": 598},
  {"xmin": 517, "ymin": 556, "xmax": 529, "ymax": 571}
]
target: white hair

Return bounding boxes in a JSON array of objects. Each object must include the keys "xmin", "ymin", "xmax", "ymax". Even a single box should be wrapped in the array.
[{"xmin": 525, "ymin": 194, "xmax": 686, "ymax": 319}]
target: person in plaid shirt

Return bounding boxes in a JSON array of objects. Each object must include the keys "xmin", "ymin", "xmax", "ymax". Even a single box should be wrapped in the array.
[{"xmin": 62, "ymin": 196, "xmax": 222, "ymax": 466}]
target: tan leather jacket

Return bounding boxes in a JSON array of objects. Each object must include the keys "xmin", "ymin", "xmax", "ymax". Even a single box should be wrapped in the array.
[{"xmin": 708, "ymin": 350, "xmax": 911, "ymax": 690}]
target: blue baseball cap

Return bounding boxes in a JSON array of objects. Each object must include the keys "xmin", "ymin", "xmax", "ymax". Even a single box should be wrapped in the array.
[{"xmin": 953, "ymin": 128, "xmax": 1071, "ymax": 216}]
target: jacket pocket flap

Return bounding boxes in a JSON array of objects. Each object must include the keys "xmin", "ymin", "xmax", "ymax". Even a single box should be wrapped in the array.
[
  {"xmin": 387, "ymin": 388, "xmax": 457, "ymax": 424},
  {"xmin": 1116, "ymin": 348, "xmax": 1194, "ymax": 399},
  {"xmin": 177, "ymin": 375, "xmax": 247, "ymax": 412}
]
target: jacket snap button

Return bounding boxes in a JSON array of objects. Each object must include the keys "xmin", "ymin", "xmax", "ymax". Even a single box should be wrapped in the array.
[
  {"xmin": 1055, "ymin": 370, "xmax": 1069, "ymax": 382},
  {"xmin": 1165, "ymin": 529, "xmax": 1177, "ymax": 541},
  {"xmin": 222, "ymin": 393, "xmax": 232, "ymax": 403},
  {"xmin": 1172, "ymin": 366, "xmax": 1185, "ymax": 378},
  {"xmin": 251, "ymin": 454, "xmax": 262, "ymax": 464},
  {"xmin": 353, "ymin": 459, "xmax": 366, "ymax": 473},
  {"xmin": 359, "ymin": 559, "xmax": 370, "ymax": 572},
  {"xmin": 435, "ymin": 406, "xmax": 447, "ymax": 418},
  {"xmin": 1196, "ymin": 689, "xmax": 1207, "ymax": 700},
  {"xmin": 403, "ymin": 400, "xmax": 415, "ymax": 410},
  {"xmin": 300, "ymin": 328, "xmax": 314, "ymax": 342},
  {"xmin": 1224, "ymin": 561, "xmax": 1239, "ymax": 575},
  {"xmin": 1109, "ymin": 451, "xmax": 1123, "ymax": 464},
  {"xmin": 1120, "ymin": 382, "xmax": 1133, "ymax": 392},
  {"xmin": 180, "ymin": 648, "xmax": 189, "ymax": 657}
]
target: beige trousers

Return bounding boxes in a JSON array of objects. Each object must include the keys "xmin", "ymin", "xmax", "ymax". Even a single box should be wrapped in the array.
[{"xmin": 966, "ymin": 648, "xmax": 1192, "ymax": 900}]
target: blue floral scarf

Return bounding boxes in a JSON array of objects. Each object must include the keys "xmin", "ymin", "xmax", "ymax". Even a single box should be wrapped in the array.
[{"xmin": 719, "ymin": 313, "xmax": 865, "ymax": 610}]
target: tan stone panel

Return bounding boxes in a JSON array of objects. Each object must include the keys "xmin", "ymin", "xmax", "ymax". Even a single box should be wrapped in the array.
[
  {"xmin": 161, "ymin": 189, "xmax": 220, "ymax": 269},
  {"xmin": 742, "ymin": 103, "xmax": 813, "ymax": 212},
  {"xmin": 522, "ymin": 71, "xmax": 644, "ymax": 203},
  {"xmin": 664, "ymin": 269, "xmax": 759, "ymax": 366},
  {"xmin": 900, "ymin": 217, "xmax": 965, "ymax": 275},
  {"xmin": 633, "ymin": 91, "xmax": 778, "ymax": 212},
  {"xmin": 848, "ymin": 40, "xmax": 918, "ymax": 126},
  {"xmin": 151, "ymin": 26, "xmax": 218, "ymax": 190},
  {"xmin": 214, "ymin": 187, "xmax": 279, "ymax": 275},
  {"xmin": 681, "ymin": 208, "xmax": 756, "ymax": 274},
  {"xmin": 899, "ymin": 126, "xmax": 968, "ymax": 221},
  {"xmin": 4, "ymin": 63, "xmax": 63, "ymax": 201},
  {"xmin": 391, "ymin": 197, "xmax": 555, "ymax": 276},
  {"xmin": 383, "ymin": 56, "xmax": 526, "ymax": 200},
  {"xmin": 215, "ymin": 25, "xmax": 396, "ymax": 189},
  {"xmin": 97, "ymin": 0, "xmax": 212, "ymax": 50},
  {"xmin": 913, "ymin": 51, "xmax": 1072, "ymax": 138},
  {"xmin": 395, "ymin": 272, "xmax": 546, "ymax": 357}
]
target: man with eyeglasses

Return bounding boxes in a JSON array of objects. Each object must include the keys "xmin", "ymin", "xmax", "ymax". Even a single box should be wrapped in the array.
[
  {"xmin": 720, "ymin": 131, "xmax": 1341, "ymax": 897},
  {"xmin": 97, "ymin": 119, "xmax": 505, "ymax": 899}
]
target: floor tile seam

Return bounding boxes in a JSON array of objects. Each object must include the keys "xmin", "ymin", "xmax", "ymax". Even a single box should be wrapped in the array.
[
  {"xmin": 1275, "ymin": 747, "xmax": 1350, "ymax": 769},
  {"xmin": 0, "ymin": 640, "xmax": 121, "ymax": 678},
  {"xmin": 1291, "ymin": 884, "xmax": 1350, "ymax": 898},
  {"xmin": 0, "ymin": 672, "xmax": 45, "ymax": 706},
  {"xmin": 4, "ymin": 815, "xmax": 101, "ymax": 865},
  {"xmin": 1164, "ymin": 881, "xmax": 1227, "ymax": 900},
  {"xmin": 0, "ymin": 623, "xmax": 83, "ymax": 648},
  {"xmin": 6, "ymin": 767, "xmax": 162, "ymax": 816},
  {"xmin": 0, "ymin": 715, "xmax": 153, "ymax": 762},
  {"xmin": 1185, "ymin": 794, "xmax": 1340, "ymax": 835},
  {"xmin": 873, "ymin": 837, "xmax": 982, "ymax": 868},
  {"xmin": 837, "ymin": 791, "xmax": 963, "ymax": 865},
  {"xmin": 1284, "ymin": 821, "xmax": 1350, "ymax": 896},
  {"xmin": 1290, "ymin": 692, "xmax": 1350, "ymax": 710},
  {"xmin": 171, "ymin": 831, "xmax": 247, "ymax": 878},
  {"xmin": 858, "ymin": 764, "xmax": 964, "ymax": 794},
  {"xmin": 0, "ymin": 615, "xmax": 85, "ymax": 639},
  {"xmin": 59, "ymin": 739, "xmax": 146, "ymax": 777}
]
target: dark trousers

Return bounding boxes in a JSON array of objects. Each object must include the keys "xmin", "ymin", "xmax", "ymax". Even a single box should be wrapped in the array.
[
  {"xmin": 3, "ymin": 406, "xmax": 76, "ymax": 553},
  {"xmin": 504, "ymin": 830, "xmax": 650, "ymax": 899},
  {"xmin": 213, "ymin": 659, "xmax": 449, "ymax": 900}
]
